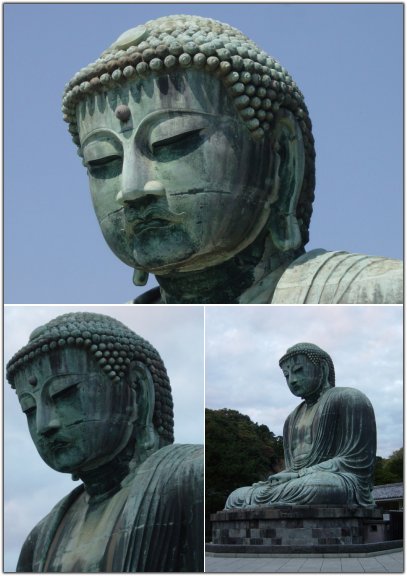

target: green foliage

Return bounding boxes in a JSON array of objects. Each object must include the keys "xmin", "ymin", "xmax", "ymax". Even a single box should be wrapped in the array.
[
  {"xmin": 205, "ymin": 408, "xmax": 284, "ymax": 536},
  {"xmin": 374, "ymin": 448, "xmax": 403, "ymax": 485}
]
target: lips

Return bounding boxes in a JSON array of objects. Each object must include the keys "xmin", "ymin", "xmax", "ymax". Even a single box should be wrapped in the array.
[
  {"xmin": 132, "ymin": 218, "xmax": 173, "ymax": 234},
  {"xmin": 124, "ymin": 202, "xmax": 184, "ymax": 235},
  {"xmin": 47, "ymin": 439, "xmax": 71, "ymax": 452}
]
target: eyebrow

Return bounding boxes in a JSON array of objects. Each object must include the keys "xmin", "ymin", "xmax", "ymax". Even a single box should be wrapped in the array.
[
  {"xmin": 81, "ymin": 129, "xmax": 122, "ymax": 149},
  {"xmin": 81, "ymin": 108, "xmax": 231, "ymax": 148}
]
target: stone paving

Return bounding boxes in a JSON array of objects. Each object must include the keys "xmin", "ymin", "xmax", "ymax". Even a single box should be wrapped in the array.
[{"xmin": 205, "ymin": 550, "xmax": 403, "ymax": 572}]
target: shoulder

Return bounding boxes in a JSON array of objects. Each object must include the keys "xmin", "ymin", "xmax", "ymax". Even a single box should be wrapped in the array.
[
  {"xmin": 148, "ymin": 443, "xmax": 203, "ymax": 464},
  {"xmin": 16, "ymin": 485, "xmax": 84, "ymax": 571},
  {"xmin": 131, "ymin": 286, "xmax": 162, "ymax": 304},
  {"xmin": 126, "ymin": 444, "xmax": 203, "ymax": 529},
  {"xmin": 133, "ymin": 444, "xmax": 203, "ymax": 489},
  {"xmin": 323, "ymin": 386, "xmax": 374, "ymax": 410},
  {"xmin": 272, "ymin": 249, "xmax": 403, "ymax": 304},
  {"xmin": 16, "ymin": 519, "xmax": 44, "ymax": 571},
  {"xmin": 159, "ymin": 443, "xmax": 204, "ymax": 472}
]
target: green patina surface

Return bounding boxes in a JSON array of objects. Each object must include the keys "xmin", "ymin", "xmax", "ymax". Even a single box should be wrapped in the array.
[
  {"xmin": 225, "ymin": 343, "xmax": 377, "ymax": 509},
  {"xmin": 7, "ymin": 312, "xmax": 204, "ymax": 572},
  {"xmin": 63, "ymin": 15, "xmax": 402, "ymax": 303}
]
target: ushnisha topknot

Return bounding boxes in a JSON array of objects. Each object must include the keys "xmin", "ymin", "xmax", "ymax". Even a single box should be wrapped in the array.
[
  {"xmin": 6, "ymin": 312, "xmax": 174, "ymax": 444},
  {"xmin": 279, "ymin": 342, "xmax": 335, "ymax": 387},
  {"xmin": 62, "ymin": 14, "xmax": 315, "ymax": 244}
]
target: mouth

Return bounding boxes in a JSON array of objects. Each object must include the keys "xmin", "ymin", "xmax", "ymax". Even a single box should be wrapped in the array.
[
  {"xmin": 132, "ymin": 217, "xmax": 175, "ymax": 234},
  {"xmin": 124, "ymin": 205, "xmax": 185, "ymax": 236},
  {"xmin": 290, "ymin": 383, "xmax": 303, "ymax": 393},
  {"xmin": 47, "ymin": 439, "xmax": 71, "ymax": 452}
]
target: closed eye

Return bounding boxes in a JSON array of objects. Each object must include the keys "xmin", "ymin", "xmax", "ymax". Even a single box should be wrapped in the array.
[
  {"xmin": 22, "ymin": 404, "xmax": 36, "ymax": 416},
  {"xmin": 151, "ymin": 129, "xmax": 204, "ymax": 161},
  {"xmin": 152, "ymin": 128, "xmax": 202, "ymax": 149},
  {"xmin": 86, "ymin": 155, "xmax": 123, "ymax": 179},
  {"xmin": 20, "ymin": 395, "xmax": 36, "ymax": 415},
  {"xmin": 49, "ymin": 381, "xmax": 80, "ymax": 401}
]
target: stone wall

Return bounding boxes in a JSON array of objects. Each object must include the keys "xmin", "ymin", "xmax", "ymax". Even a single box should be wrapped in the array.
[{"xmin": 211, "ymin": 506, "xmax": 384, "ymax": 547}]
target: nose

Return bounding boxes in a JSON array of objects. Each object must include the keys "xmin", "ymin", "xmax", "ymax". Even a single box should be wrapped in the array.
[
  {"xmin": 287, "ymin": 372, "xmax": 297, "ymax": 386},
  {"xmin": 115, "ymin": 149, "xmax": 166, "ymax": 204},
  {"xmin": 36, "ymin": 403, "xmax": 60, "ymax": 436},
  {"xmin": 116, "ymin": 180, "xmax": 166, "ymax": 204}
]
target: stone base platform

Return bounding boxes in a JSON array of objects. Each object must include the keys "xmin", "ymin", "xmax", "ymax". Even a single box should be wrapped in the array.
[{"xmin": 207, "ymin": 506, "xmax": 400, "ymax": 555}]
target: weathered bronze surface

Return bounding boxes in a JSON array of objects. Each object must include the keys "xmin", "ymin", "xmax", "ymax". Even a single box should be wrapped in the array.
[
  {"xmin": 63, "ymin": 15, "xmax": 402, "ymax": 303},
  {"xmin": 7, "ymin": 313, "xmax": 203, "ymax": 572},
  {"xmin": 225, "ymin": 343, "xmax": 377, "ymax": 508}
]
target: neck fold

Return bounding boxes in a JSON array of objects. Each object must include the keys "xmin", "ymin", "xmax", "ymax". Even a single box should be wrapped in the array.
[{"xmin": 154, "ymin": 233, "xmax": 304, "ymax": 304}]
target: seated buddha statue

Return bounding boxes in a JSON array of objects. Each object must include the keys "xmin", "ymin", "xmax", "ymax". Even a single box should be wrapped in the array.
[{"xmin": 225, "ymin": 342, "xmax": 376, "ymax": 509}]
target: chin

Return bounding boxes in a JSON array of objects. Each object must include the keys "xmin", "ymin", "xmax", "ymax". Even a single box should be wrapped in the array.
[
  {"xmin": 132, "ymin": 231, "xmax": 199, "ymax": 272},
  {"xmin": 40, "ymin": 450, "xmax": 86, "ymax": 474},
  {"xmin": 100, "ymin": 214, "xmax": 137, "ymax": 268},
  {"xmin": 43, "ymin": 459, "xmax": 78, "ymax": 474}
]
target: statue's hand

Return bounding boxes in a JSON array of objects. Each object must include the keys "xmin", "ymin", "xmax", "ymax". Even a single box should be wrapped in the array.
[{"xmin": 268, "ymin": 471, "xmax": 299, "ymax": 485}]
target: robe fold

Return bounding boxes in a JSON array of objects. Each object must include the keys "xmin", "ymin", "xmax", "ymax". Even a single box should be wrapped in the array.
[
  {"xmin": 225, "ymin": 387, "xmax": 376, "ymax": 509},
  {"xmin": 17, "ymin": 444, "xmax": 204, "ymax": 572},
  {"xmin": 132, "ymin": 250, "xmax": 403, "ymax": 305},
  {"xmin": 270, "ymin": 249, "xmax": 403, "ymax": 304}
]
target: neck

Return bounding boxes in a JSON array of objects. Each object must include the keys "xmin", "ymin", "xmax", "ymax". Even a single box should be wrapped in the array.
[
  {"xmin": 303, "ymin": 390, "xmax": 322, "ymax": 407},
  {"xmin": 303, "ymin": 382, "xmax": 331, "ymax": 407},
  {"xmin": 74, "ymin": 438, "xmax": 137, "ymax": 501},
  {"xmin": 155, "ymin": 233, "xmax": 304, "ymax": 304}
]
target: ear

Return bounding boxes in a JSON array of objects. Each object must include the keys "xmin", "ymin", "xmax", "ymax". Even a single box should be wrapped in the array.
[
  {"xmin": 319, "ymin": 359, "xmax": 330, "ymax": 388},
  {"xmin": 268, "ymin": 109, "xmax": 305, "ymax": 251},
  {"xmin": 127, "ymin": 361, "xmax": 159, "ymax": 451}
]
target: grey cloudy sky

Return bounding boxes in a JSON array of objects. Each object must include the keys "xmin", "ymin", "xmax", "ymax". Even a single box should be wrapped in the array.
[
  {"xmin": 4, "ymin": 305, "xmax": 204, "ymax": 572},
  {"xmin": 5, "ymin": 3, "xmax": 403, "ymax": 303},
  {"xmin": 206, "ymin": 305, "xmax": 403, "ymax": 459}
]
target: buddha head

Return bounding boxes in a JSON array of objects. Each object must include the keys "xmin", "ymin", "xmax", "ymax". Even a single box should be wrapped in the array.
[
  {"xmin": 62, "ymin": 15, "xmax": 315, "ymax": 285},
  {"xmin": 279, "ymin": 342, "xmax": 335, "ymax": 401},
  {"xmin": 6, "ymin": 312, "xmax": 174, "ymax": 476}
]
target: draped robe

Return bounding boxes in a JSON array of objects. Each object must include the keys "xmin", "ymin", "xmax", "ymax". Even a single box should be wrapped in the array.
[
  {"xmin": 16, "ymin": 444, "xmax": 203, "ymax": 572},
  {"xmin": 132, "ymin": 250, "xmax": 403, "ymax": 304},
  {"xmin": 225, "ymin": 387, "xmax": 376, "ymax": 509}
]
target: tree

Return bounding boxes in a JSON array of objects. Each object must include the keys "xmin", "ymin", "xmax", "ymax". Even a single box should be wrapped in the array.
[
  {"xmin": 205, "ymin": 408, "xmax": 284, "ymax": 539},
  {"xmin": 374, "ymin": 448, "xmax": 403, "ymax": 484}
]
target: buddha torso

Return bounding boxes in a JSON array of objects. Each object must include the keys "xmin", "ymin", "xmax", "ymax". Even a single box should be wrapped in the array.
[
  {"xmin": 290, "ymin": 401, "xmax": 319, "ymax": 464},
  {"xmin": 44, "ymin": 486, "xmax": 130, "ymax": 572},
  {"xmin": 17, "ymin": 444, "xmax": 204, "ymax": 573}
]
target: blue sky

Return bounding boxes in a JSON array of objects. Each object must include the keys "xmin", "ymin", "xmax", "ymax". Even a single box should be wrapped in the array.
[
  {"xmin": 5, "ymin": 3, "xmax": 403, "ymax": 303},
  {"xmin": 4, "ymin": 304, "xmax": 205, "ymax": 571}
]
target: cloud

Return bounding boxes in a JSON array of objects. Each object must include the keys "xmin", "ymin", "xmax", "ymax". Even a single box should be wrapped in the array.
[{"xmin": 205, "ymin": 306, "xmax": 403, "ymax": 454}]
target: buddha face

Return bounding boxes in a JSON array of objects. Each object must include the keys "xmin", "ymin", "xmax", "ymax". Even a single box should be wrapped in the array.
[
  {"xmin": 13, "ymin": 347, "xmax": 136, "ymax": 474},
  {"xmin": 77, "ymin": 70, "xmax": 276, "ymax": 275},
  {"xmin": 280, "ymin": 354, "xmax": 323, "ymax": 400}
]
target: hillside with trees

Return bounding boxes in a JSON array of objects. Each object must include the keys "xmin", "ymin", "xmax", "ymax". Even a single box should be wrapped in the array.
[
  {"xmin": 205, "ymin": 408, "xmax": 284, "ymax": 537},
  {"xmin": 374, "ymin": 448, "xmax": 403, "ymax": 485}
]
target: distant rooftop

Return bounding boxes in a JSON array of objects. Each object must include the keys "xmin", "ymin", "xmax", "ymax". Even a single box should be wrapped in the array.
[{"xmin": 372, "ymin": 483, "xmax": 403, "ymax": 501}]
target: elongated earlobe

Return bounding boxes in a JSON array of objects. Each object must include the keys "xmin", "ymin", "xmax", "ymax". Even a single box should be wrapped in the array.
[
  {"xmin": 320, "ymin": 360, "xmax": 331, "ymax": 390},
  {"xmin": 133, "ymin": 269, "xmax": 149, "ymax": 286},
  {"xmin": 268, "ymin": 110, "xmax": 305, "ymax": 252},
  {"xmin": 128, "ymin": 361, "xmax": 159, "ymax": 451}
]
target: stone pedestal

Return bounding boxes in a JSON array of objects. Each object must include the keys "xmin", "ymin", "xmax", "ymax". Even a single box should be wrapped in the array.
[{"xmin": 207, "ymin": 506, "xmax": 399, "ymax": 555}]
